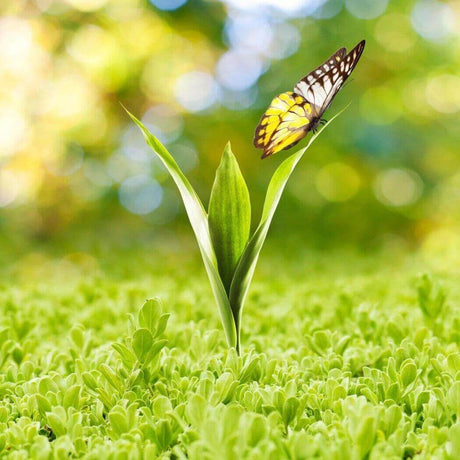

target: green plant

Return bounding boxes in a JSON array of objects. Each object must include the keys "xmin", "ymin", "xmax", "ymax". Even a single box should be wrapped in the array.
[
  {"xmin": 1, "ymin": 242, "xmax": 458, "ymax": 458},
  {"xmin": 125, "ymin": 107, "xmax": 346, "ymax": 352}
]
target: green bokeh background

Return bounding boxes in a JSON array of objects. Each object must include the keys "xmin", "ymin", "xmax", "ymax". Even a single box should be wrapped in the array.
[{"xmin": 0, "ymin": 0, "xmax": 458, "ymax": 265}]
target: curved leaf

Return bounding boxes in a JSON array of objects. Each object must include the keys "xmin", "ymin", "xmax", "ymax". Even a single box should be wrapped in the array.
[
  {"xmin": 125, "ymin": 108, "xmax": 236, "ymax": 348},
  {"xmin": 229, "ymin": 107, "xmax": 348, "ymax": 349}
]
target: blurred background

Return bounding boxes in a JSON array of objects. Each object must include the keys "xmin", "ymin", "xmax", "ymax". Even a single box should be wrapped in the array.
[{"xmin": 0, "ymin": 0, "xmax": 458, "ymax": 270}]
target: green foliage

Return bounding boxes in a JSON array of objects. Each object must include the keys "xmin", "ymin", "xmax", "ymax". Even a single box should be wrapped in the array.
[
  {"xmin": 208, "ymin": 142, "xmax": 251, "ymax": 293},
  {"xmin": 126, "ymin": 107, "xmax": 344, "ymax": 352},
  {"xmin": 0, "ymin": 248, "xmax": 458, "ymax": 458},
  {"xmin": 125, "ymin": 109, "xmax": 237, "ymax": 349},
  {"xmin": 229, "ymin": 108, "xmax": 346, "ymax": 343}
]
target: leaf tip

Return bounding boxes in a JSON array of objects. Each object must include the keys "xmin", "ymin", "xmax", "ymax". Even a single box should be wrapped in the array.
[
  {"xmin": 223, "ymin": 141, "xmax": 234, "ymax": 159},
  {"xmin": 119, "ymin": 102, "xmax": 131, "ymax": 116},
  {"xmin": 221, "ymin": 142, "xmax": 238, "ymax": 166}
]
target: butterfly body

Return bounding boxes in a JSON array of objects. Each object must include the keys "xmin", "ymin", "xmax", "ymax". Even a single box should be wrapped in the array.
[{"xmin": 254, "ymin": 40, "xmax": 365, "ymax": 158}]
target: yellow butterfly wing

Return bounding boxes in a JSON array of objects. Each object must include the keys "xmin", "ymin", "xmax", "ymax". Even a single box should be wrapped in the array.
[{"xmin": 253, "ymin": 92, "xmax": 313, "ymax": 159}]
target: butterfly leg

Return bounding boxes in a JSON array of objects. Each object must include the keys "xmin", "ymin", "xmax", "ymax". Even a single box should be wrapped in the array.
[{"xmin": 320, "ymin": 118, "xmax": 328, "ymax": 125}]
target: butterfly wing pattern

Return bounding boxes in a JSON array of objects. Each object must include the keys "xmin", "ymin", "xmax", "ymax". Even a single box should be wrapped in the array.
[
  {"xmin": 253, "ymin": 91, "xmax": 315, "ymax": 159},
  {"xmin": 254, "ymin": 40, "xmax": 365, "ymax": 158}
]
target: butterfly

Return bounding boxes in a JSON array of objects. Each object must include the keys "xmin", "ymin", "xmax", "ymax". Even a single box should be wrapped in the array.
[{"xmin": 254, "ymin": 40, "xmax": 365, "ymax": 159}]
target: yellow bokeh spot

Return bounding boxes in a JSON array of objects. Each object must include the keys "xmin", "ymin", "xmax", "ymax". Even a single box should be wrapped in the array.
[
  {"xmin": 421, "ymin": 227, "xmax": 460, "ymax": 272},
  {"xmin": 373, "ymin": 168, "xmax": 423, "ymax": 207},
  {"xmin": 403, "ymin": 79, "xmax": 433, "ymax": 118},
  {"xmin": 68, "ymin": 25, "xmax": 117, "ymax": 66},
  {"xmin": 0, "ymin": 105, "xmax": 27, "ymax": 157},
  {"xmin": 39, "ymin": 71, "xmax": 96, "ymax": 123},
  {"xmin": 65, "ymin": 0, "xmax": 108, "ymax": 12},
  {"xmin": 315, "ymin": 162, "xmax": 361, "ymax": 202},
  {"xmin": 0, "ymin": 170, "xmax": 19, "ymax": 207},
  {"xmin": 374, "ymin": 13, "xmax": 416, "ymax": 52},
  {"xmin": 68, "ymin": 25, "xmax": 127, "ymax": 91},
  {"xmin": 425, "ymin": 74, "xmax": 460, "ymax": 114}
]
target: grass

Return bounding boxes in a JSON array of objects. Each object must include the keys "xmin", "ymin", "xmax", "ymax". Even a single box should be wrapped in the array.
[{"xmin": 0, "ymin": 239, "xmax": 459, "ymax": 459}]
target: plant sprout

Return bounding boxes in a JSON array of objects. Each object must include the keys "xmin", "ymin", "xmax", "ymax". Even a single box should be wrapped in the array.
[{"xmin": 125, "ymin": 106, "xmax": 346, "ymax": 352}]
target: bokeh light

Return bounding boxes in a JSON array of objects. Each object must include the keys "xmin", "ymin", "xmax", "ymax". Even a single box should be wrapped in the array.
[
  {"xmin": 223, "ymin": 0, "xmax": 311, "ymax": 16},
  {"xmin": 83, "ymin": 159, "xmax": 113, "ymax": 188},
  {"xmin": 374, "ymin": 13, "xmax": 417, "ymax": 52},
  {"xmin": 0, "ymin": 17, "xmax": 33, "ymax": 74},
  {"xmin": 143, "ymin": 187, "xmax": 181, "ymax": 225},
  {"xmin": 216, "ymin": 50, "xmax": 264, "ymax": 91},
  {"xmin": 373, "ymin": 169, "xmax": 423, "ymax": 207},
  {"xmin": 0, "ymin": 107, "xmax": 27, "ymax": 158},
  {"xmin": 219, "ymin": 87, "xmax": 258, "ymax": 110},
  {"xmin": 149, "ymin": 0, "xmax": 188, "ymax": 11},
  {"xmin": 0, "ymin": 170, "xmax": 20, "ymax": 207},
  {"xmin": 411, "ymin": 0, "xmax": 455, "ymax": 41},
  {"xmin": 225, "ymin": 14, "xmax": 274, "ymax": 55},
  {"xmin": 425, "ymin": 75, "xmax": 460, "ymax": 114},
  {"xmin": 312, "ymin": 0, "xmax": 343, "ymax": 19},
  {"xmin": 265, "ymin": 23, "xmax": 301, "ymax": 60},
  {"xmin": 174, "ymin": 71, "xmax": 219, "ymax": 112},
  {"xmin": 65, "ymin": 0, "xmax": 108, "ymax": 12},
  {"xmin": 315, "ymin": 162, "xmax": 361, "ymax": 202},
  {"xmin": 345, "ymin": 0, "xmax": 388, "ymax": 20},
  {"xmin": 170, "ymin": 141, "xmax": 199, "ymax": 173},
  {"xmin": 0, "ymin": 0, "xmax": 457, "ymax": 250},
  {"xmin": 44, "ymin": 142, "xmax": 85, "ymax": 177},
  {"xmin": 120, "ymin": 125, "xmax": 153, "ymax": 164},
  {"xmin": 142, "ymin": 105, "xmax": 184, "ymax": 145},
  {"xmin": 119, "ymin": 175, "xmax": 163, "ymax": 215}
]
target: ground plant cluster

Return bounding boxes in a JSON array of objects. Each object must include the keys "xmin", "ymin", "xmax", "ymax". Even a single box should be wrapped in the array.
[{"xmin": 0, "ymin": 247, "xmax": 458, "ymax": 459}]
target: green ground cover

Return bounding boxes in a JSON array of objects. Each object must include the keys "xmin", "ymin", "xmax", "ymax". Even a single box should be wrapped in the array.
[{"xmin": 0, "ymin": 242, "xmax": 458, "ymax": 459}]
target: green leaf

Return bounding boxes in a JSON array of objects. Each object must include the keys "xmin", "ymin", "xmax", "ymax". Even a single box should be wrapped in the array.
[
  {"xmin": 384, "ymin": 405, "xmax": 402, "ymax": 436},
  {"xmin": 112, "ymin": 342, "xmax": 137, "ymax": 368},
  {"xmin": 62, "ymin": 384, "xmax": 81, "ymax": 409},
  {"xmin": 139, "ymin": 298, "xmax": 161, "ymax": 334},
  {"xmin": 282, "ymin": 397, "xmax": 299, "ymax": 427},
  {"xmin": 313, "ymin": 330, "xmax": 331, "ymax": 351},
  {"xmin": 155, "ymin": 419, "xmax": 173, "ymax": 451},
  {"xmin": 447, "ymin": 381, "xmax": 460, "ymax": 416},
  {"xmin": 125, "ymin": 108, "xmax": 236, "ymax": 348},
  {"xmin": 247, "ymin": 414, "xmax": 267, "ymax": 447},
  {"xmin": 229, "ymin": 107, "xmax": 347, "ymax": 349},
  {"xmin": 155, "ymin": 313, "xmax": 170, "ymax": 338},
  {"xmin": 416, "ymin": 274, "xmax": 446, "ymax": 319},
  {"xmin": 132, "ymin": 328, "xmax": 154, "ymax": 363},
  {"xmin": 400, "ymin": 360, "xmax": 417, "ymax": 387},
  {"xmin": 416, "ymin": 390, "xmax": 430, "ymax": 412},
  {"xmin": 386, "ymin": 382, "xmax": 400, "ymax": 402},
  {"xmin": 208, "ymin": 142, "xmax": 251, "ymax": 293},
  {"xmin": 99, "ymin": 363, "xmax": 124, "ymax": 392},
  {"xmin": 355, "ymin": 416, "xmax": 377, "ymax": 458},
  {"xmin": 36, "ymin": 394, "xmax": 52, "ymax": 415},
  {"xmin": 0, "ymin": 407, "xmax": 7, "ymax": 424},
  {"xmin": 152, "ymin": 396, "xmax": 173, "ymax": 418},
  {"xmin": 46, "ymin": 411, "xmax": 67, "ymax": 437},
  {"xmin": 109, "ymin": 406, "xmax": 129, "ymax": 437},
  {"xmin": 81, "ymin": 371, "xmax": 99, "ymax": 392},
  {"xmin": 185, "ymin": 394, "xmax": 207, "ymax": 427}
]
